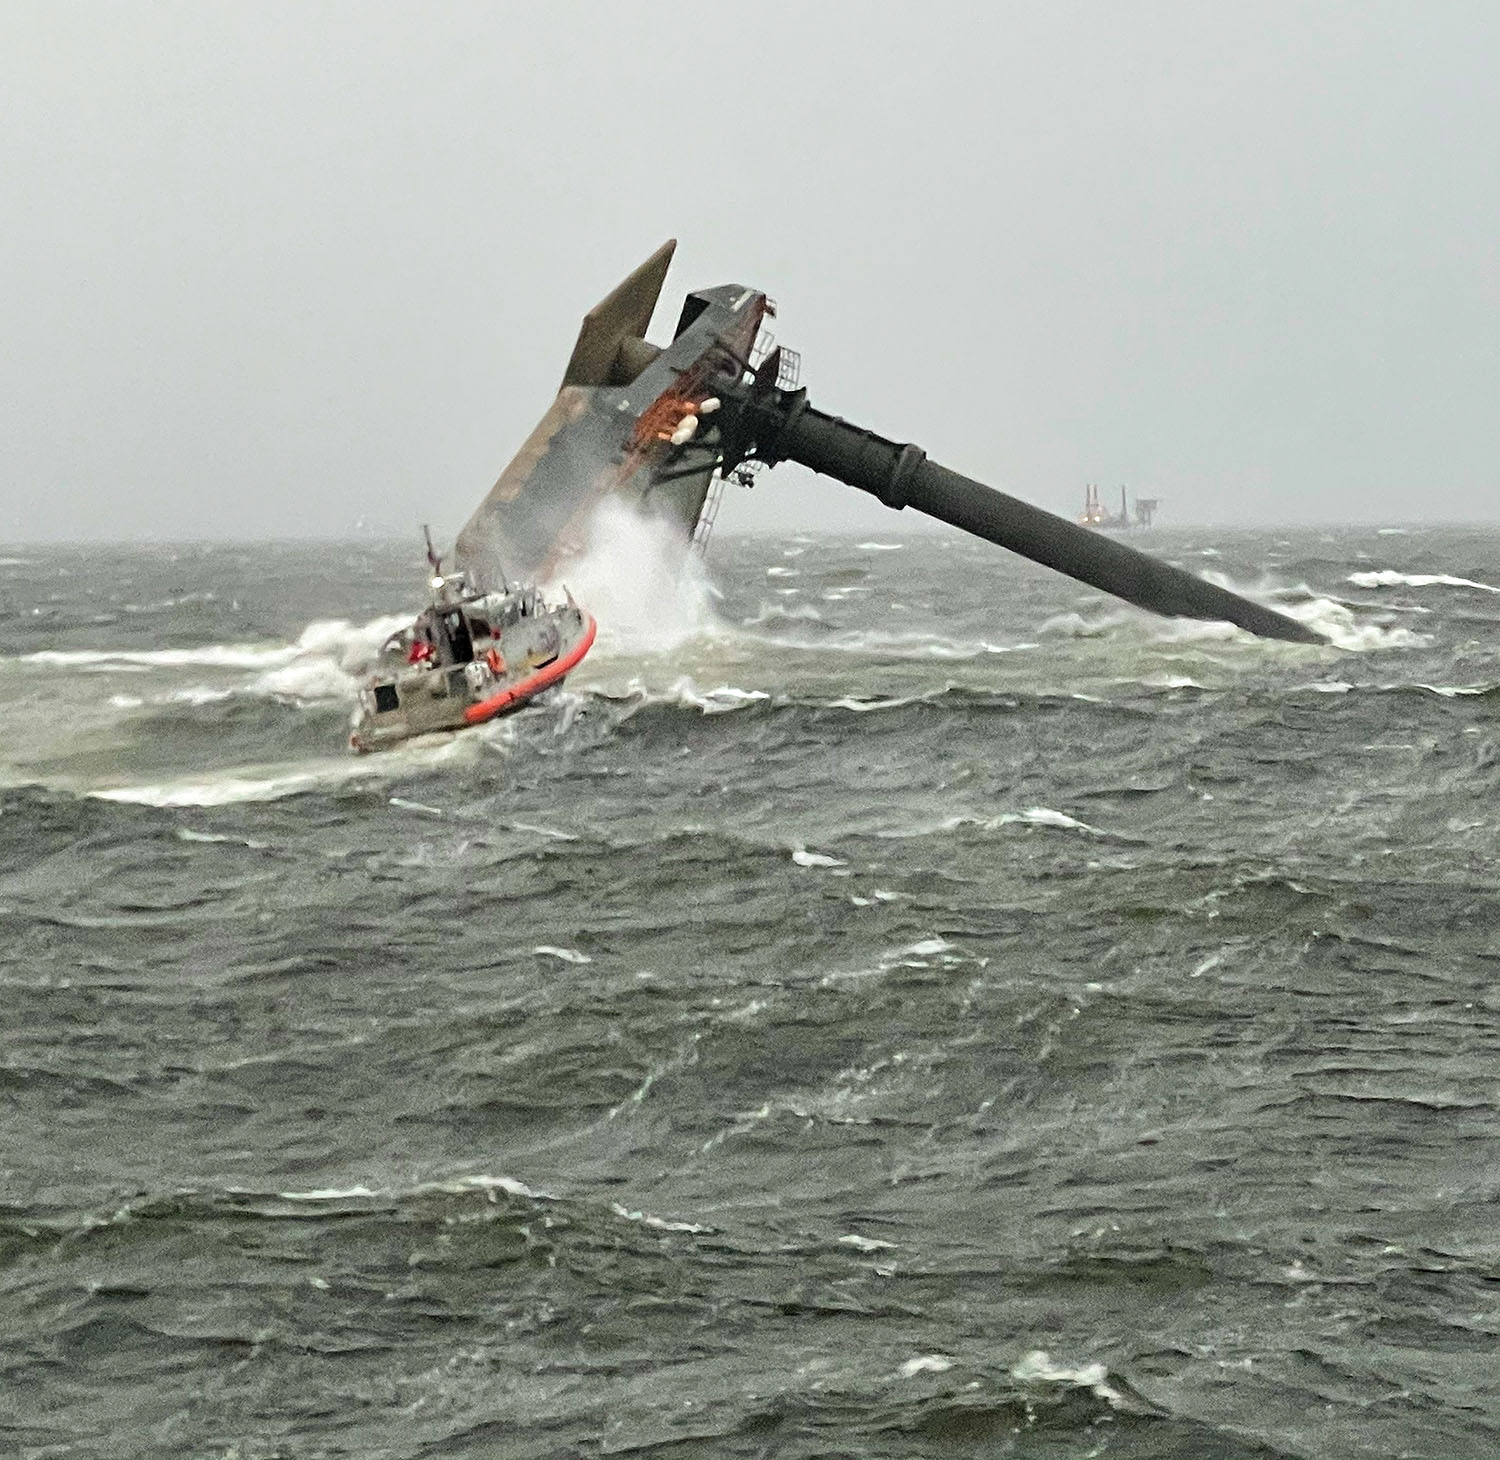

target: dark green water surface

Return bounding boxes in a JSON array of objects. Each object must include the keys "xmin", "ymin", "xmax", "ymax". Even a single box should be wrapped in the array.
[{"xmin": 3, "ymin": 526, "xmax": 1500, "ymax": 1457}]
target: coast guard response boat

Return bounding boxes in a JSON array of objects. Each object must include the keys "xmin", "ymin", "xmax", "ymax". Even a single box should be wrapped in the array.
[{"xmin": 349, "ymin": 533, "xmax": 595, "ymax": 754}]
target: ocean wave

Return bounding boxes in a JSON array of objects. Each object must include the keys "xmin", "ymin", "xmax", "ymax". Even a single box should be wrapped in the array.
[
  {"xmin": 87, "ymin": 732, "xmax": 480, "ymax": 806},
  {"xmin": 1138, "ymin": 672, "xmax": 1205, "ymax": 690},
  {"xmin": 1011, "ymin": 1349, "xmax": 1127, "ymax": 1408},
  {"xmin": 91, "ymin": 763, "xmax": 375, "ymax": 808},
  {"xmin": 788, "ymin": 628, "xmax": 1039, "ymax": 661},
  {"xmin": 1276, "ymin": 596, "xmax": 1430, "ymax": 650},
  {"xmin": 869, "ymin": 805, "xmax": 1120, "ymax": 842},
  {"xmin": 1348, "ymin": 568, "xmax": 1500, "ymax": 594},
  {"xmin": 17, "ymin": 613, "xmax": 412, "ymax": 701}
]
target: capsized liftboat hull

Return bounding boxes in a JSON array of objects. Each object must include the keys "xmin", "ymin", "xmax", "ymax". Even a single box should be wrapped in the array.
[{"xmin": 350, "ymin": 577, "xmax": 596, "ymax": 754}]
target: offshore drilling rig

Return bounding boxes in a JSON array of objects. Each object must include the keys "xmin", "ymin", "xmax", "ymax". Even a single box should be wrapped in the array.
[{"xmin": 454, "ymin": 241, "xmax": 1320, "ymax": 645}]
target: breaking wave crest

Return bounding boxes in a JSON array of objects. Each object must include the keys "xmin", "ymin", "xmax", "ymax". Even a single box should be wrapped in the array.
[
  {"xmin": 1348, "ymin": 568, "xmax": 1500, "ymax": 595},
  {"xmin": 18, "ymin": 614, "xmax": 411, "ymax": 704}
]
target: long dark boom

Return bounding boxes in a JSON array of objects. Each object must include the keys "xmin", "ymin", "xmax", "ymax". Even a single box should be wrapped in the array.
[
  {"xmin": 744, "ymin": 388, "xmax": 1322, "ymax": 644},
  {"xmin": 455, "ymin": 242, "xmax": 1325, "ymax": 645}
]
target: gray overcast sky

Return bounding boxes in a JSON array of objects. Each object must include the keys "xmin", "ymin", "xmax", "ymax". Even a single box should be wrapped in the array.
[{"xmin": 3, "ymin": 2, "xmax": 1497, "ymax": 542}]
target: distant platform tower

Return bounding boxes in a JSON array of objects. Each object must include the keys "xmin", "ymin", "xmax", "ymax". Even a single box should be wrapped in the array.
[{"xmin": 1134, "ymin": 497, "xmax": 1159, "ymax": 528}]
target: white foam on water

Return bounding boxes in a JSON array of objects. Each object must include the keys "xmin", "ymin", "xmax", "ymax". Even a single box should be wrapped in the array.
[
  {"xmin": 275, "ymin": 1185, "xmax": 381, "ymax": 1202},
  {"xmin": 25, "ymin": 644, "xmax": 295, "ymax": 671},
  {"xmin": 827, "ymin": 693, "xmax": 927, "ymax": 714},
  {"xmin": 1285, "ymin": 596, "xmax": 1429, "ymax": 650},
  {"xmin": 1348, "ymin": 568, "xmax": 1500, "ymax": 595},
  {"xmin": 89, "ymin": 730, "xmax": 477, "ymax": 807},
  {"xmin": 1148, "ymin": 617, "xmax": 1247, "ymax": 645},
  {"xmin": 611, "ymin": 677, "xmax": 771, "ymax": 715},
  {"xmin": 175, "ymin": 827, "xmax": 269, "ymax": 850},
  {"xmin": 1039, "ymin": 610, "xmax": 1131, "ymax": 639},
  {"xmin": 509, "ymin": 820, "xmax": 578, "ymax": 841},
  {"xmin": 673, "ymin": 680, "xmax": 770, "ymax": 713},
  {"xmin": 273, "ymin": 1172, "xmax": 547, "ymax": 1203},
  {"xmin": 840, "ymin": 1233, "xmax": 897, "ymax": 1252},
  {"xmin": 899, "ymin": 1355, "xmax": 954, "ymax": 1377},
  {"xmin": 611, "ymin": 1202, "xmax": 712, "ymax": 1234},
  {"xmin": 1139, "ymin": 672, "xmax": 1204, "ymax": 690},
  {"xmin": 1000, "ymin": 806, "xmax": 1102, "ymax": 835},
  {"xmin": 533, "ymin": 945, "xmax": 592, "ymax": 964},
  {"xmin": 19, "ymin": 612, "xmax": 412, "ymax": 706},
  {"xmin": 857, "ymin": 541, "xmax": 905, "ymax": 551},
  {"xmin": 418, "ymin": 1173, "xmax": 551, "ymax": 1201},
  {"xmin": 1011, "ymin": 1348, "xmax": 1125, "ymax": 1406},
  {"xmin": 807, "ymin": 629, "xmax": 1030, "ymax": 661},
  {"xmin": 93, "ymin": 764, "xmax": 369, "ymax": 807},
  {"xmin": 791, "ymin": 845, "xmax": 845, "ymax": 868},
  {"xmin": 742, "ymin": 601, "xmax": 824, "ymax": 627},
  {"xmin": 546, "ymin": 498, "xmax": 721, "ymax": 654},
  {"xmin": 389, "ymin": 796, "xmax": 444, "ymax": 816}
]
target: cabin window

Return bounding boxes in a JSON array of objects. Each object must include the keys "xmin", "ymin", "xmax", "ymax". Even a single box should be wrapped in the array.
[{"xmin": 374, "ymin": 683, "xmax": 399, "ymax": 714}]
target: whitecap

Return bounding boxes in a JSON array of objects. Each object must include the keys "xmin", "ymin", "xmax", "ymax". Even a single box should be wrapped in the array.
[
  {"xmin": 611, "ymin": 1202, "xmax": 712, "ymax": 1234},
  {"xmin": 1348, "ymin": 569, "xmax": 1500, "ymax": 595},
  {"xmin": 791, "ymin": 845, "xmax": 845, "ymax": 868},
  {"xmin": 1281, "ymin": 596, "xmax": 1429, "ymax": 650},
  {"xmin": 839, "ymin": 1233, "xmax": 897, "ymax": 1252},
  {"xmin": 88, "ymin": 735, "xmax": 475, "ymax": 805},
  {"xmin": 742, "ymin": 601, "xmax": 823, "ymax": 627},
  {"xmin": 998, "ymin": 807, "xmax": 1102, "ymax": 836},
  {"xmin": 533, "ymin": 945, "xmax": 591, "ymax": 964},
  {"xmin": 1039, "ymin": 610, "xmax": 1129, "ymax": 638},
  {"xmin": 275, "ymin": 1185, "xmax": 381, "ymax": 1202},
  {"xmin": 857, "ymin": 541, "xmax": 905, "ymax": 551},
  {"xmin": 827, "ymin": 693, "xmax": 926, "ymax": 713},
  {"xmin": 94, "ymin": 768, "xmax": 350, "ymax": 807},
  {"xmin": 666, "ymin": 679, "xmax": 772, "ymax": 714},
  {"xmin": 1011, "ymin": 1348, "xmax": 1124, "ymax": 1405},
  {"xmin": 176, "ymin": 828, "xmax": 269, "ymax": 850},
  {"xmin": 390, "ymin": 797, "xmax": 444, "ymax": 816},
  {"xmin": 24, "ymin": 645, "xmax": 294, "ymax": 671},
  {"xmin": 1138, "ymin": 672, "xmax": 1204, "ymax": 690},
  {"xmin": 427, "ymin": 1173, "xmax": 548, "ymax": 1200},
  {"xmin": 509, "ymin": 820, "xmax": 577, "ymax": 841},
  {"xmin": 899, "ymin": 1355, "xmax": 954, "ymax": 1377}
]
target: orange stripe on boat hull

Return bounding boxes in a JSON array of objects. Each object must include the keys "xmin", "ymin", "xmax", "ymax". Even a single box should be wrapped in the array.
[{"xmin": 462, "ymin": 614, "xmax": 597, "ymax": 726}]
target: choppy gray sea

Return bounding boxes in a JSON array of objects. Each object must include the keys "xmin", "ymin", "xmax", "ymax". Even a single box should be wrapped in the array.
[{"xmin": 4, "ymin": 524, "xmax": 1500, "ymax": 1458}]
